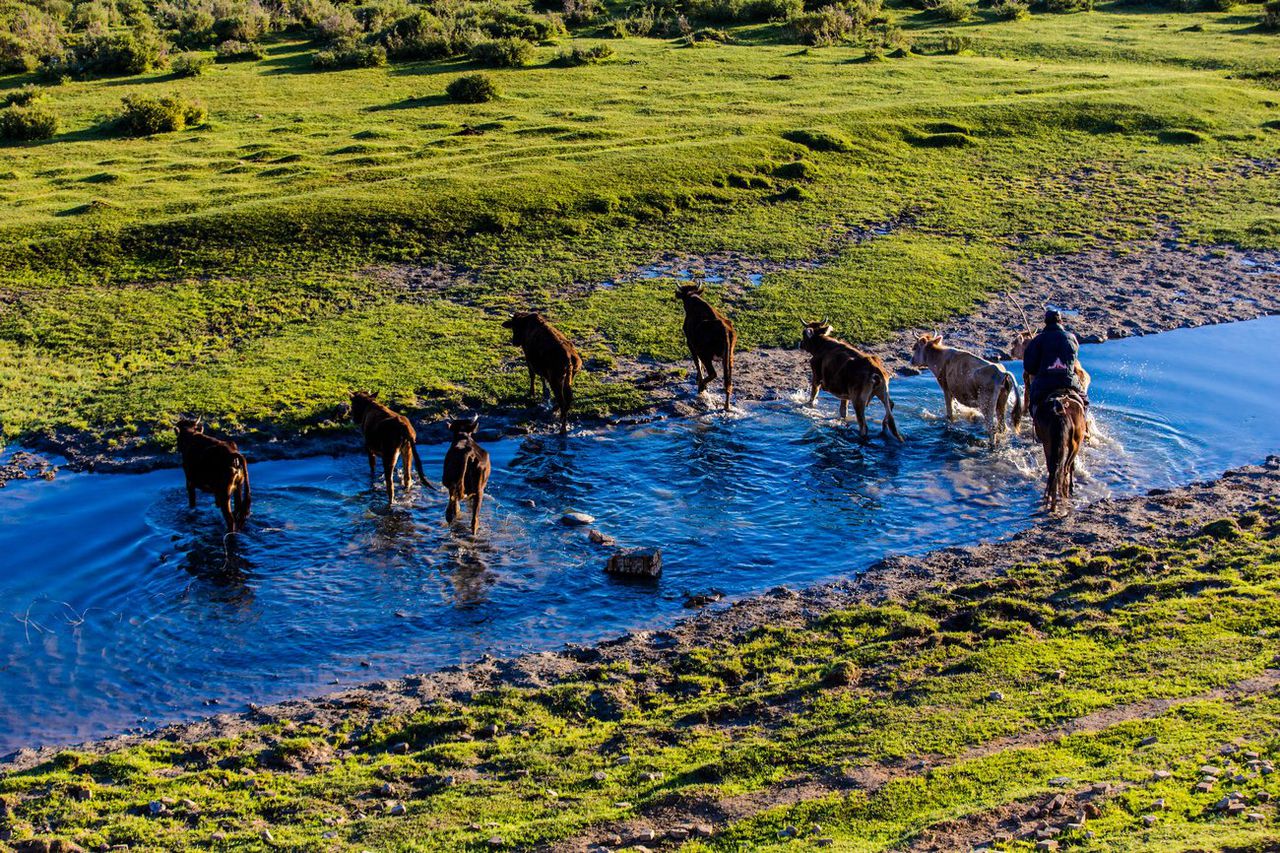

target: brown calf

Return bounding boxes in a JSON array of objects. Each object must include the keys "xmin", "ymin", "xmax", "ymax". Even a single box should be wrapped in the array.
[
  {"xmin": 674, "ymin": 283, "xmax": 736, "ymax": 412},
  {"xmin": 442, "ymin": 416, "xmax": 491, "ymax": 534},
  {"xmin": 1010, "ymin": 331, "xmax": 1091, "ymax": 401},
  {"xmin": 502, "ymin": 312, "xmax": 583, "ymax": 434},
  {"xmin": 349, "ymin": 391, "xmax": 429, "ymax": 504},
  {"xmin": 800, "ymin": 321, "xmax": 903, "ymax": 441},
  {"xmin": 912, "ymin": 334, "xmax": 1021, "ymax": 446},
  {"xmin": 175, "ymin": 418, "xmax": 251, "ymax": 532}
]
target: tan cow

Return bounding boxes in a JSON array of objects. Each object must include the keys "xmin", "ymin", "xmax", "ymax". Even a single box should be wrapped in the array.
[
  {"xmin": 912, "ymin": 334, "xmax": 1021, "ymax": 446},
  {"xmin": 800, "ymin": 321, "xmax": 903, "ymax": 441}
]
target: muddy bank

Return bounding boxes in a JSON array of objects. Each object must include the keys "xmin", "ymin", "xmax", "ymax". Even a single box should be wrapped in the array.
[
  {"xmin": 4, "ymin": 454, "xmax": 1277, "ymax": 774},
  {"xmin": 8, "ymin": 231, "xmax": 1279, "ymax": 480}
]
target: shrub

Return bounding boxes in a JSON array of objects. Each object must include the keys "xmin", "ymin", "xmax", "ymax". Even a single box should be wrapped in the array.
[
  {"xmin": 0, "ymin": 32, "xmax": 39, "ymax": 73},
  {"xmin": 214, "ymin": 9, "xmax": 271, "ymax": 42},
  {"xmin": 992, "ymin": 0, "xmax": 1031, "ymax": 18},
  {"xmin": 1265, "ymin": 0, "xmax": 1280, "ymax": 29},
  {"xmin": 378, "ymin": 10, "xmax": 475, "ymax": 60},
  {"xmin": 935, "ymin": 0, "xmax": 974, "ymax": 20},
  {"xmin": 69, "ymin": 26, "xmax": 167, "ymax": 76},
  {"xmin": 788, "ymin": 5, "xmax": 858, "ymax": 45},
  {"xmin": 0, "ymin": 104, "xmax": 59, "ymax": 141},
  {"xmin": 1158, "ymin": 128, "xmax": 1208, "ymax": 144},
  {"xmin": 171, "ymin": 51, "xmax": 212, "ymax": 76},
  {"xmin": 315, "ymin": 8, "xmax": 362, "ymax": 42},
  {"xmin": 554, "ymin": 43, "xmax": 613, "ymax": 64},
  {"xmin": 773, "ymin": 159, "xmax": 819, "ymax": 180},
  {"xmin": 937, "ymin": 33, "xmax": 972, "ymax": 53},
  {"xmin": 469, "ymin": 37, "xmax": 534, "ymax": 67},
  {"xmin": 119, "ymin": 93, "xmax": 207, "ymax": 136},
  {"xmin": 562, "ymin": 0, "xmax": 602, "ymax": 23},
  {"xmin": 313, "ymin": 39, "xmax": 388, "ymax": 68},
  {"xmin": 1038, "ymin": 0, "xmax": 1092, "ymax": 12},
  {"xmin": 1, "ymin": 85, "xmax": 46, "ymax": 108},
  {"xmin": 215, "ymin": 39, "xmax": 267, "ymax": 61},
  {"xmin": 447, "ymin": 72, "xmax": 499, "ymax": 103}
]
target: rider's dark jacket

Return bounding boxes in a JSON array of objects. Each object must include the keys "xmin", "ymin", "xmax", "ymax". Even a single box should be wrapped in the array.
[{"xmin": 1023, "ymin": 321, "xmax": 1086, "ymax": 410}]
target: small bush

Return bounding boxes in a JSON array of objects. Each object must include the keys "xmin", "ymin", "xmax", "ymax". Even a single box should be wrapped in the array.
[
  {"xmin": 788, "ymin": 5, "xmax": 858, "ymax": 45},
  {"xmin": 215, "ymin": 40, "xmax": 267, "ymax": 62},
  {"xmin": 1, "ymin": 86, "xmax": 46, "ymax": 108},
  {"xmin": 554, "ymin": 43, "xmax": 614, "ymax": 65},
  {"xmin": 469, "ymin": 37, "xmax": 534, "ymax": 67},
  {"xmin": 66, "ymin": 27, "xmax": 167, "ymax": 76},
  {"xmin": 119, "ymin": 93, "xmax": 207, "ymax": 136},
  {"xmin": 313, "ymin": 39, "xmax": 388, "ymax": 68},
  {"xmin": 171, "ymin": 52, "xmax": 213, "ymax": 76},
  {"xmin": 782, "ymin": 127, "xmax": 854, "ymax": 152},
  {"xmin": 992, "ymin": 0, "xmax": 1031, "ymax": 17},
  {"xmin": 0, "ymin": 33, "xmax": 38, "ymax": 73},
  {"xmin": 937, "ymin": 33, "xmax": 973, "ymax": 53},
  {"xmin": 562, "ymin": 0, "xmax": 602, "ymax": 24},
  {"xmin": 1038, "ymin": 0, "xmax": 1092, "ymax": 12},
  {"xmin": 935, "ymin": 0, "xmax": 974, "ymax": 20},
  {"xmin": 447, "ymin": 73, "xmax": 499, "ymax": 103},
  {"xmin": 1265, "ymin": 0, "xmax": 1280, "ymax": 29},
  {"xmin": 0, "ymin": 104, "xmax": 59, "ymax": 141}
]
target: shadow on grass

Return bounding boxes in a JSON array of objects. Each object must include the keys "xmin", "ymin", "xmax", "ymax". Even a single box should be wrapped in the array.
[{"xmin": 366, "ymin": 94, "xmax": 453, "ymax": 111}]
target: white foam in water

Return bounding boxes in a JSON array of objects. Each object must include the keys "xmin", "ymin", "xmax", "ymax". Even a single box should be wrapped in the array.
[{"xmin": 2, "ymin": 317, "xmax": 1280, "ymax": 751}]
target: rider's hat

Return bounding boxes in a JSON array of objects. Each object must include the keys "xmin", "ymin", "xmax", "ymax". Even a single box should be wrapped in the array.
[{"xmin": 1044, "ymin": 308, "xmax": 1062, "ymax": 325}]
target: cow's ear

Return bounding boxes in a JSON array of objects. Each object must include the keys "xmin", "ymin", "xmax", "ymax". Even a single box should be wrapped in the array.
[{"xmin": 692, "ymin": 283, "xmax": 704, "ymax": 294}]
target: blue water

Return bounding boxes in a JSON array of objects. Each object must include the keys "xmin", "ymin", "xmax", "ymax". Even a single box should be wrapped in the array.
[{"xmin": 2, "ymin": 317, "xmax": 1279, "ymax": 753}]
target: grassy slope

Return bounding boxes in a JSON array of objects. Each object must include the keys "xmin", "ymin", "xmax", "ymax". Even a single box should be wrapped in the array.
[
  {"xmin": 0, "ymin": 3, "xmax": 1278, "ymax": 449},
  {"xmin": 2, "ymin": 505, "xmax": 1279, "ymax": 850}
]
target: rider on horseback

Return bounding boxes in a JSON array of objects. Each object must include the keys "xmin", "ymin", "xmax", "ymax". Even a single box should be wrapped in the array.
[{"xmin": 1022, "ymin": 308, "xmax": 1088, "ymax": 416}]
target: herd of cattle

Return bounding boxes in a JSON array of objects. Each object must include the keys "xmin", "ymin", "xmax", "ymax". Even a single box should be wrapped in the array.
[{"xmin": 175, "ymin": 282, "xmax": 1090, "ymax": 533}]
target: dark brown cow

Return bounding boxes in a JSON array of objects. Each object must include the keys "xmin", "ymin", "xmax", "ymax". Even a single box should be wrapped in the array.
[
  {"xmin": 674, "ymin": 283, "xmax": 736, "ymax": 412},
  {"xmin": 175, "ymin": 418, "xmax": 251, "ymax": 532},
  {"xmin": 442, "ymin": 415, "xmax": 491, "ymax": 534},
  {"xmin": 349, "ymin": 391, "xmax": 429, "ymax": 504},
  {"xmin": 800, "ymin": 321, "xmax": 903, "ymax": 441},
  {"xmin": 502, "ymin": 312, "xmax": 583, "ymax": 434}
]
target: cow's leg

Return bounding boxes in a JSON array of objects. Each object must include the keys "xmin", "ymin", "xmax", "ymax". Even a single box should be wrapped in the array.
[
  {"xmin": 470, "ymin": 492, "xmax": 483, "ymax": 535},
  {"xmin": 401, "ymin": 442, "xmax": 412, "ymax": 490},
  {"xmin": 217, "ymin": 491, "xmax": 236, "ymax": 532},
  {"xmin": 186, "ymin": 478, "xmax": 197, "ymax": 509},
  {"xmin": 839, "ymin": 398, "xmax": 849, "ymax": 420},
  {"xmin": 854, "ymin": 398, "xmax": 870, "ymax": 438},
  {"xmin": 689, "ymin": 348, "xmax": 705, "ymax": 392},
  {"xmin": 942, "ymin": 385, "xmax": 955, "ymax": 422},
  {"xmin": 528, "ymin": 365, "xmax": 537, "ymax": 400},
  {"xmin": 446, "ymin": 495, "xmax": 460, "ymax": 524},
  {"xmin": 555, "ymin": 381, "xmax": 571, "ymax": 434},
  {"xmin": 701, "ymin": 355, "xmax": 717, "ymax": 386},
  {"xmin": 383, "ymin": 449, "xmax": 397, "ymax": 503},
  {"xmin": 367, "ymin": 450, "xmax": 377, "ymax": 478},
  {"xmin": 808, "ymin": 370, "xmax": 821, "ymax": 406}
]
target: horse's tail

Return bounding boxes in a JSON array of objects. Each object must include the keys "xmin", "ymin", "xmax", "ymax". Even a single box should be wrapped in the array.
[{"xmin": 1048, "ymin": 399, "xmax": 1072, "ymax": 503}]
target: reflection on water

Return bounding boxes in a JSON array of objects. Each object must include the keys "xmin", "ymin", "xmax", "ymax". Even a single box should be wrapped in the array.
[{"xmin": 2, "ymin": 317, "xmax": 1279, "ymax": 752}]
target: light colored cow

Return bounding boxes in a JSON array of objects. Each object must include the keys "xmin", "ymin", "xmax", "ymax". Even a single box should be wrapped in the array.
[{"xmin": 912, "ymin": 334, "xmax": 1021, "ymax": 446}]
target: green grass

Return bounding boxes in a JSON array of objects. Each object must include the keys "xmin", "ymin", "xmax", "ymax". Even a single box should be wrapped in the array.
[
  {"xmin": 3, "ymin": 504, "xmax": 1279, "ymax": 850},
  {"xmin": 0, "ymin": 3, "xmax": 1278, "ymax": 451}
]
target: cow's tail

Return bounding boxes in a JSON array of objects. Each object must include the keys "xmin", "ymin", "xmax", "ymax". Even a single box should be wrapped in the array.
[
  {"xmin": 1006, "ymin": 371, "xmax": 1023, "ymax": 431},
  {"xmin": 233, "ymin": 453, "xmax": 251, "ymax": 526},
  {"xmin": 722, "ymin": 343, "xmax": 734, "ymax": 411}
]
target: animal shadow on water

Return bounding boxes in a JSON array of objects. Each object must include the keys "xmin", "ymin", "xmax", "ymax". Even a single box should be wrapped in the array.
[
  {"xmin": 437, "ymin": 538, "xmax": 498, "ymax": 607},
  {"xmin": 176, "ymin": 536, "xmax": 254, "ymax": 607},
  {"xmin": 805, "ymin": 426, "xmax": 899, "ymax": 511}
]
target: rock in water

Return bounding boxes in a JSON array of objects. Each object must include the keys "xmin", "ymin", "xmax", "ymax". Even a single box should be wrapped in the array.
[
  {"xmin": 561, "ymin": 512, "xmax": 595, "ymax": 526},
  {"xmin": 606, "ymin": 548, "xmax": 662, "ymax": 578}
]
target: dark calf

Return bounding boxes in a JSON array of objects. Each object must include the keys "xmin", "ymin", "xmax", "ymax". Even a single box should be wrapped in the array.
[
  {"xmin": 502, "ymin": 312, "xmax": 583, "ymax": 434},
  {"xmin": 674, "ymin": 283, "xmax": 736, "ymax": 412},
  {"xmin": 800, "ymin": 321, "xmax": 903, "ymax": 441},
  {"xmin": 175, "ymin": 418, "xmax": 251, "ymax": 532},
  {"xmin": 442, "ymin": 416, "xmax": 491, "ymax": 534},
  {"xmin": 349, "ymin": 391, "xmax": 429, "ymax": 503}
]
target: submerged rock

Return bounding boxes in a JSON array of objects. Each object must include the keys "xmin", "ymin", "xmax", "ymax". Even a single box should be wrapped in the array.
[{"xmin": 561, "ymin": 512, "xmax": 595, "ymax": 526}]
